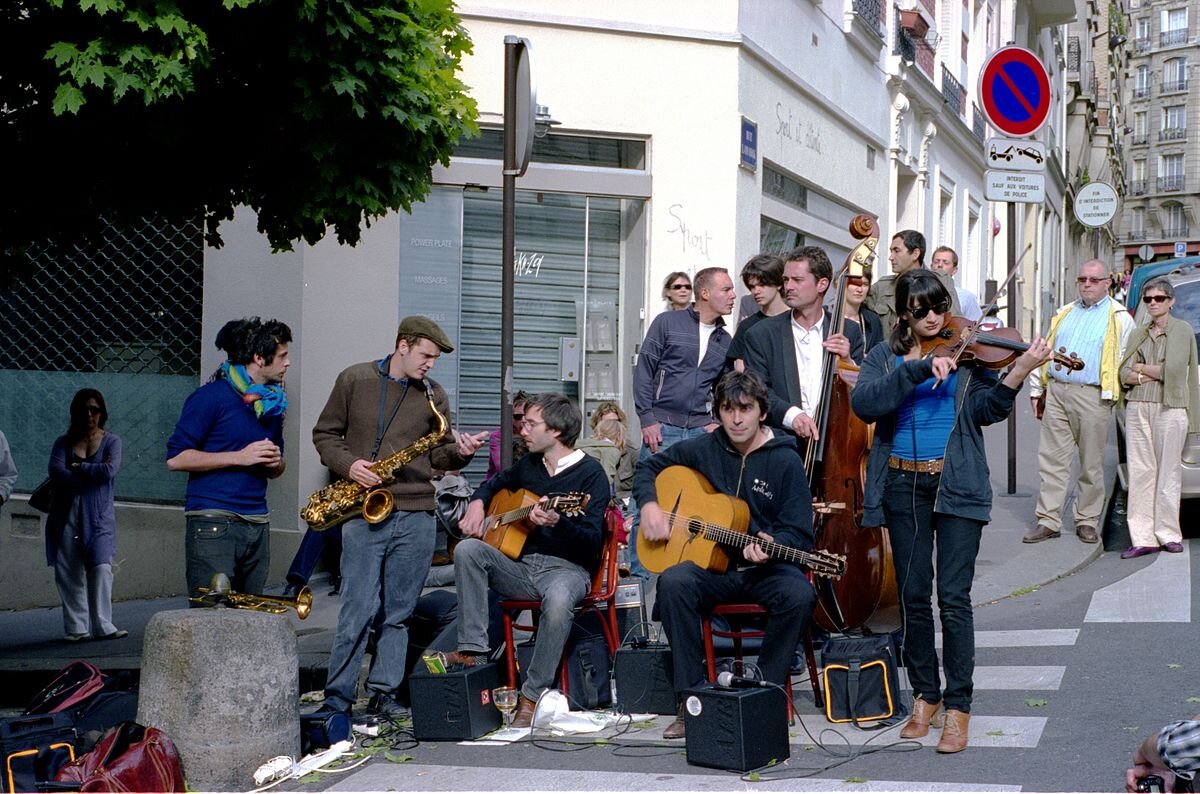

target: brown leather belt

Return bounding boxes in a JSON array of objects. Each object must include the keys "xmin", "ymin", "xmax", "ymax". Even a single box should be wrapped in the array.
[{"xmin": 888, "ymin": 456, "xmax": 944, "ymax": 474}]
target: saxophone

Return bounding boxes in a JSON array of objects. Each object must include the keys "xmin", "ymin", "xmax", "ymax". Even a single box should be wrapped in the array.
[{"xmin": 300, "ymin": 390, "xmax": 449, "ymax": 531}]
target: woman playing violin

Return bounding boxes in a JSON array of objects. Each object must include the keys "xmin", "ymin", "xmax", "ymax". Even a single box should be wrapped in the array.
[{"xmin": 851, "ymin": 269, "xmax": 1051, "ymax": 754}]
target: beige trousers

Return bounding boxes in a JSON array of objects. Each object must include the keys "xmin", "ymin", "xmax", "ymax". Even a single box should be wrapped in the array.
[
  {"xmin": 1034, "ymin": 381, "xmax": 1112, "ymax": 532},
  {"xmin": 1125, "ymin": 400, "xmax": 1187, "ymax": 546}
]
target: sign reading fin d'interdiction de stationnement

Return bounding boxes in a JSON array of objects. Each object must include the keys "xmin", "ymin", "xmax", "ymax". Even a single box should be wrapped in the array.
[{"xmin": 1072, "ymin": 181, "xmax": 1118, "ymax": 228}]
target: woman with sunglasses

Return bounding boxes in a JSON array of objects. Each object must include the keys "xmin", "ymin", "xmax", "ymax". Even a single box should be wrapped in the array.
[
  {"xmin": 662, "ymin": 272, "xmax": 693, "ymax": 311},
  {"xmin": 45, "ymin": 388, "xmax": 125, "ymax": 642},
  {"xmin": 852, "ymin": 269, "xmax": 1050, "ymax": 753},
  {"xmin": 1118, "ymin": 277, "xmax": 1199, "ymax": 559}
]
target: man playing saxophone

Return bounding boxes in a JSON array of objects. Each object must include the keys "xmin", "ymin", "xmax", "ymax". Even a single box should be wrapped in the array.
[{"xmin": 312, "ymin": 316, "xmax": 486, "ymax": 720}]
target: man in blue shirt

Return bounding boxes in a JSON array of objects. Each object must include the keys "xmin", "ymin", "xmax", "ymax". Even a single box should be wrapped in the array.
[{"xmin": 167, "ymin": 317, "xmax": 292, "ymax": 599}]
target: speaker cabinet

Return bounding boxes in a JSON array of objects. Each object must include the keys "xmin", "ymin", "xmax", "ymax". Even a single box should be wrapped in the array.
[
  {"xmin": 409, "ymin": 661, "xmax": 501, "ymax": 740},
  {"xmin": 613, "ymin": 644, "xmax": 675, "ymax": 715},
  {"xmin": 682, "ymin": 685, "xmax": 789, "ymax": 772}
]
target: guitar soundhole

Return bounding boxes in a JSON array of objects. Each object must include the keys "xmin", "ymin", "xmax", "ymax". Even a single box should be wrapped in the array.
[{"xmin": 685, "ymin": 519, "xmax": 703, "ymax": 540}]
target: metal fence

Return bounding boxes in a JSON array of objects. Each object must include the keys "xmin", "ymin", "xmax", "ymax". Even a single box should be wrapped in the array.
[{"xmin": 0, "ymin": 216, "xmax": 203, "ymax": 502}]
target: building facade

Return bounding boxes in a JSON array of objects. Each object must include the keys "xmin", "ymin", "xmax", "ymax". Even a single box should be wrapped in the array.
[{"xmin": 1118, "ymin": 0, "xmax": 1199, "ymax": 271}]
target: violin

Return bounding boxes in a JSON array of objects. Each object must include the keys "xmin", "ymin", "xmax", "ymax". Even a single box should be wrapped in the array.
[{"xmin": 920, "ymin": 316, "xmax": 1084, "ymax": 372}]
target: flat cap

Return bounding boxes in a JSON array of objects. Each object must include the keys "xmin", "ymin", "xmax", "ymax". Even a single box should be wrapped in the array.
[{"xmin": 399, "ymin": 315, "xmax": 454, "ymax": 353}]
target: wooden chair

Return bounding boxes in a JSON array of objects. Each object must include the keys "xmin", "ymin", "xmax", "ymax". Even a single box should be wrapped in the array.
[
  {"xmin": 701, "ymin": 602, "xmax": 825, "ymax": 716},
  {"xmin": 500, "ymin": 520, "xmax": 621, "ymax": 692}
]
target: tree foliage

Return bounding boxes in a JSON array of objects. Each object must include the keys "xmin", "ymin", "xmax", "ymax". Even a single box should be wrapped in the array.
[{"xmin": 1, "ymin": 0, "xmax": 478, "ymax": 275}]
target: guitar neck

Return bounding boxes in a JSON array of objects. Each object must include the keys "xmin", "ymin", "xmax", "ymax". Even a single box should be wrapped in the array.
[
  {"xmin": 493, "ymin": 496, "xmax": 572, "ymax": 528},
  {"xmin": 697, "ymin": 523, "xmax": 819, "ymax": 567}
]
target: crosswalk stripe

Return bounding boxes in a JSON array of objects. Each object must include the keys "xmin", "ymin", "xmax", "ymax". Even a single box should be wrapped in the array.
[
  {"xmin": 935, "ymin": 628, "xmax": 1079, "ymax": 648},
  {"xmin": 786, "ymin": 714, "xmax": 1047, "ymax": 749},
  {"xmin": 1085, "ymin": 542, "xmax": 1191, "ymax": 622},
  {"xmin": 972, "ymin": 665, "xmax": 1065, "ymax": 690},
  {"xmin": 329, "ymin": 762, "xmax": 1023, "ymax": 791}
]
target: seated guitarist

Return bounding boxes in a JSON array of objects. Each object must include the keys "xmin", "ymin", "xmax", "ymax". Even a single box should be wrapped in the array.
[
  {"xmin": 447, "ymin": 393, "xmax": 610, "ymax": 727},
  {"xmin": 634, "ymin": 370, "xmax": 817, "ymax": 739}
]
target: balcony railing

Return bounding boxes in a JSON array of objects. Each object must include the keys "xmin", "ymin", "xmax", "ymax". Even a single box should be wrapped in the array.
[
  {"xmin": 1132, "ymin": 132, "xmax": 1149, "ymax": 145},
  {"xmin": 1158, "ymin": 175, "xmax": 1186, "ymax": 191},
  {"xmin": 1160, "ymin": 126, "xmax": 1187, "ymax": 141},
  {"xmin": 1135, "ymin": 36, "xmax": 1152, "ymax": 53},
  {"xmin": 1133, "ymin": 85, "xmax": 1151, "ymax": 99},
  {"xmin": 893, "ymin": 22, "xmax": 916, "ymax": 62},
  {"xmin": 1128, "ymin": 231, "xmax": 1148, "ymax": 241},
  {"xmin": 1160, "ymin": 28, "xmax": 1188, "ymax": 47},
  {"xmin": 1164, "ymin": 225, "xmax": 1191, "ymax": 237},
  {"xmin": 1162, "ymin": 78, "xmax": 1189, "ymax": 93},
  {"xmin": 1130, "ymin": 180, "xmax": 1147, "ymax": 195},
  {"xmin": 1067, "ymin": 35, "xmax": 1081, "ymax": 72},
  {"xmin": 972, "ymin": 103, "xmax": 986, "ymax": 141},
  {"xmin": 942, "ymin": 65, "xmax": 965, "ymax": 117},
  {"xmin": 852, "ymin": 0, "xmax": 886, "ymax": 38}
]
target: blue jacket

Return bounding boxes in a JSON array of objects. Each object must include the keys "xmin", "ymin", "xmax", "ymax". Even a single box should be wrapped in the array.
[
  {"xmin": 635, "ymin": 306, "xmax": 731, "ymax": 429},
  {"xmin": 851, "ymin": 344, "xmax": 1020, "ymax": 526}
]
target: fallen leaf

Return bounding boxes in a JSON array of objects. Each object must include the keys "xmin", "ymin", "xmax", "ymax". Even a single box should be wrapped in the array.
[{"xmin": 1025, "ymin": 698, "xmax": 1049, "ymax": 708}]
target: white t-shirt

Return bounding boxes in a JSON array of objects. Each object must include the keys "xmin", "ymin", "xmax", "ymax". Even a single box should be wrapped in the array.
[{"xmin": 698, "ymin": 321, "xmax": 718, "ymax": 366}]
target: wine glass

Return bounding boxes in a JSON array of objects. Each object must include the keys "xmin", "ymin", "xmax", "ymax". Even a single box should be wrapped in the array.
[{"xmin": 493, "ymin": 686, "xmax": 519, "ymax": 728}]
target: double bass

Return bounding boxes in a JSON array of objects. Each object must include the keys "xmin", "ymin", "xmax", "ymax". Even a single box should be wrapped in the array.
[{"xmin": 806, "ymin": 215, "xmax": 897, "ymax": 633}]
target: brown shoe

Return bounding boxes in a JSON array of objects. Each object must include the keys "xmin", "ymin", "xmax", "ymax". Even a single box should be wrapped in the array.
[
  {"xmin": 1022, "ymin": 524, "xmax": 1061, "ymax": 543},
  {"xmin": 899, "ymin": 697, "xmax": 943, "ymax": 739},
  {"xmin": 444, "ymin": 650, "xmax": 486, "ymax": 668},
  {"xmin": 936, "ymin": 709, "xmax": 970, "ymax": 753},
  {"xmin": 509, "ymin": 695, "xmax": 537, "ymax": 729},
  {"xmin": 1075, "ymin": 524, "xmax": 1099, "ymax": 544},
  {"xmin": 663, "ymin": 705, "xmax": 686, "ymax": 740}
]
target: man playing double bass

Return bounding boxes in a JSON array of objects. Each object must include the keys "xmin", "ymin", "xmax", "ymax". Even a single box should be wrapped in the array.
[
  {"xmin": 634, "ymin": 370, "xmax": 817, "ymax": 740},
  {"xmin": 740, "ymin": 246, "xmax": 864, "ymax": 441}
]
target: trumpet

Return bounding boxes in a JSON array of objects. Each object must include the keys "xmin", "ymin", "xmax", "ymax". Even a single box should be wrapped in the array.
[{"xmin": 190, "ymin": 573, "xmax": 312, "ymax": 620}]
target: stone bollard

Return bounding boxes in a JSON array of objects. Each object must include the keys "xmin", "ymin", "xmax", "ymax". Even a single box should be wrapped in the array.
[{"xmin": 137, "ymin": 608, "xmax": 299, "ymax": 791}]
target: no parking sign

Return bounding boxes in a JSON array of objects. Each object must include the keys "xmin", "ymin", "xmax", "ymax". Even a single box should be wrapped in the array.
[{"xmin": 979, "ymin": 47, "xmax": 1051, "ymax": 137}]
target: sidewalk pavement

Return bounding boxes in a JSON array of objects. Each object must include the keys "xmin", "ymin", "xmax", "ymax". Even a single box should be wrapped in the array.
[{"xmin": 0, "ymin": 399, "xmax": 1107, "ymax": 699}]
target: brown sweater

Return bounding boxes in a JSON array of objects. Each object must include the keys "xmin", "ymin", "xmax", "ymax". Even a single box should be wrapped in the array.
[{"xmin": 312, "ymin": 361, "xmax": 473, "ymax": 511}]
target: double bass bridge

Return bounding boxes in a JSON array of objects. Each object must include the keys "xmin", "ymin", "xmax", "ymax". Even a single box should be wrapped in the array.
[{"xmin": 812, "ymin": 500, "xmax": 847, "ymax": 515}]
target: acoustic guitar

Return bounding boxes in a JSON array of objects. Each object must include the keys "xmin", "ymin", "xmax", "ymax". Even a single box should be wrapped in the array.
[
  {"xmin": 636, "ymin": 466, "xmax": 845, "ymax": 578},
  {"xmin": 482, "ymin": 489, "xmax": 591, "ymax": 560}
]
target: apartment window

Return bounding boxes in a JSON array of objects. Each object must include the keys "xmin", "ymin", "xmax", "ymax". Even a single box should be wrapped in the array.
[
  {"xmin": 1165, "ymin": 105, "xmax": 1186, "ymax": 127},
  {"xmin": 1135, "ymin": 159, "xmax": 1147, "ymax": 181},
  {"xmin": 1159, "ymin": 153, "xmax": 1185, "ymax": 191},
  {"xmin": 1132, "ymin": 207, "xmax": 1145, "ymax": 237},
  {"xmin": 1133, "ymin": 159, "xmax": 1148, "ymax": 195},
  {"xmin": 1164, "ymin": 202, "xmax": 1188, "ymax": 236},
  {"xmin": 1163, "ymin": 58, "xmax": 1189, "ymax": 92},
  {"xmin": 1135, "ymin": 65, "xmax": 1151, "ymax": 98},
  {"xmin": 1161, "ymin": 7, "xmax": 1188, "ymax": 46}
]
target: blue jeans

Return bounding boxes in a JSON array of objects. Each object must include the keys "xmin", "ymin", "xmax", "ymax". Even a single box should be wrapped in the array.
[
  {"xmin": 323, "ymin": 510, "xmax": 435, "ymax": 712},
  {"xmin": 453, "ymin": 539, "xmax": 589, "ymax": 702},
  {"xmin": 185, "ymin": 514, "xmax": 269, "ymax": 601},
  {"xmin": 628, "ymin": 423, "xmax": 709, "ymax": 579},
  {"xmin": 883, "ymin": 468, "xmax": 983, "ymax": 713},
  {"xmin": 286, "ymin": 526, "xmax": 343, "ymax": 585}
]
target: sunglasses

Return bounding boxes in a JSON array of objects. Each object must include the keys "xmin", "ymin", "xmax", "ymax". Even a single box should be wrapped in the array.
[
  {"xmin": 85, "ymin": 406, "xmax": 102, "ymax": 416},
  {"xmin": 1076, "ymin": 276, "xmax": 1107, "ymax": 285},
  {"xmin": 909, "ymin": 302, "xmax": 950, "ymax": 320},
  {"xmin": 670, "ymin": 284, "xmax": 692, "ymax": 290},
  {"xmin": 1143, "ymin": 294, "xmax": 1171, "ymax": 304}
]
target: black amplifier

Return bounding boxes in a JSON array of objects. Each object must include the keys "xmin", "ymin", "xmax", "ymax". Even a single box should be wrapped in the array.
[
  {"xmin": 682, "ymin": 684, "xmax": 789, "ymax": 772},
  {"xmin": 409, "ymin": 661, "xmax": 501, "ymax": 740},
  {"xmin": 613, "ymin": 643, "xmax": 675, "ymax": 715}
]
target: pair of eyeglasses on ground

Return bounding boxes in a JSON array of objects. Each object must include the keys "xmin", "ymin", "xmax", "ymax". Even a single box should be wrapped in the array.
[
  {"xmin": 909, "ymin": 302, "xmax": 950, "ymax": 320},
  {"xmin": 1143, "ymin": 294, "xmax": 1171, "ymax": 304},
  {"xmin": 1076, "ymin": 276, "xmax": 1108, "ymax": 285}
]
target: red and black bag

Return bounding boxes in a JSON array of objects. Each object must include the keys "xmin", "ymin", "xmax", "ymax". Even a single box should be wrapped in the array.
[
  {"xmin": 52, "ymin": 722, "xmax": 184, "ymax": 793},
  {"xmin": 24, "ymin": 663, "xmax": 107, "ymax": 716},
  {"xmin": 0, "ymin": 712, "xmax": 76, "ymax": 794}
]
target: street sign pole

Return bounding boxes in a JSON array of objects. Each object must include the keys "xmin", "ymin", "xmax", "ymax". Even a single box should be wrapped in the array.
[
  {"xmin": 1007, "ymin": 200, "xmax": 1018, "ymax": 495},
  {"xmin": 501, "ymin": 37, "xmax": 535, "ymax": 470}
]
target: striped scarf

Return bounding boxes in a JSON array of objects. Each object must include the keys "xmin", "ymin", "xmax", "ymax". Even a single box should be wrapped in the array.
[{"xmin": 221, "ymin": 362, "xmax": 287, "ymax": 418}]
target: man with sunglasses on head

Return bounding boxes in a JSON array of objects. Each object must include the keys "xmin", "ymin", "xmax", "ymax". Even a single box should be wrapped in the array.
[
  {"xmin": 1023, "ymin": 259, "xmax": 1134, "ymax": 545},
  {"xmin": 629, "ymin": 267, "xmax": 737, "ymax": 577}
]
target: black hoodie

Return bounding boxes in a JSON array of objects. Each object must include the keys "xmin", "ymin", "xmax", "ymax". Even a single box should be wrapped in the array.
[{"xmin": 632, "ymin": 428, "xmax": 813, "ymax": 558}]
